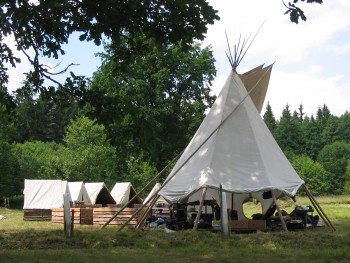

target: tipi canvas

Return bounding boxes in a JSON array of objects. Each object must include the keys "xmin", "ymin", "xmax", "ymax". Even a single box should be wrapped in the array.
[{"xmin": 158, "ymin": 66, "xmax": 304, "ymax": 219}]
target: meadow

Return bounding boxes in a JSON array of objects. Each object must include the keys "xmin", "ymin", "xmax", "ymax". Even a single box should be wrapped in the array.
[{"xmin": 0, "ymin": 196, "xmax": 349, "ymax": 263}]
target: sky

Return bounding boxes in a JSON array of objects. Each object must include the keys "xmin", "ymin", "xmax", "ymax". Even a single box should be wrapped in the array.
[
  {"xmin": 202, "ymin": 0, "xmax": 350, "ymax": 118},
  {"xmin": 6, "ymin": 0, "xmax": 350, "ymax": 118}
]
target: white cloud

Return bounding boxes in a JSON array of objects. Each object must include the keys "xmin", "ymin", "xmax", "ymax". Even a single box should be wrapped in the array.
[{"xmin": 204, "ymin": 0, "xmax": 350, "ymax": 118}]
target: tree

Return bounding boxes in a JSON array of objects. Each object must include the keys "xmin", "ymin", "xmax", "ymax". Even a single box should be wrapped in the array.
[
  {"xmin": 0, "ymin": 103, "xmax": 19, "ymax": 198},
  {"xmin": 284, "ymin": 0, "xmax": 323, "ymax": 24},
  {"xmin": 301, "ymin": 115, "xmax": 323, "ymax": 160},
  {"xmin": 344, "ymin": 161, "xmax": 350, "ymax": 195},
  {"xmin": 263, "ymin": 101, "xmax": 277, "ymax": 133},
  {"xmin": 291, "ymin": 155, "xmax": 330, "ymax": 195},
  {"xmin": 317, "ymin": 141, "xmax": 350, "ymax": 194},
  {"xmin": 63, "ymin": 116, "xmax": 119, "ymax": 185},
  {"xmin": 87, "ymin": 36, "xmax": 216, "ymax": 174},
  {"xmin": 335, "ymin": 112, "xmax": 350, "ymax": 143},
  {"xmin": 274, "ymin": 104, "xmax": 304, "ymax": 155},
  {"xmin": 0, "ymin": 1, "xmax": 219, "ymax": 89}
]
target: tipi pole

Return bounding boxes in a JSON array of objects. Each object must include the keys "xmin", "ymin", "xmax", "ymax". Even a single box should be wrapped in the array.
[
  {"xmin": 115, "ymin": 67, "xmax": 273, "ymax": 232},
  {"xmin": 272, "ymin": 193, "xmax": 288, "ymax": 231},
  {"xmin": 305, "ymin": 191, "xmax": 330, "ymax": 228},
  {"xmin": 100, "ymin": 150, "xmax": 183, "ymax": 229},
  {"xmin": 135, "ymin": 194, "xmax": 159, "ymax": 230},
  {"xmin": 193, "ymin": 187, "xmax": 207, "ymax": 230},
  {"xmin": 302, "ymin": 184, "xmax": 336, "ymax": 231}
]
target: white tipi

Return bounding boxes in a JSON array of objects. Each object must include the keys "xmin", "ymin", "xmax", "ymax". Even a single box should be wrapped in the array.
[{"xmin": 158, "ymin": 65, "xmax": 304, "ymax": 205}]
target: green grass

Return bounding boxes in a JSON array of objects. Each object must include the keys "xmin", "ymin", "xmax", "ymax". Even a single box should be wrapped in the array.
[{"xmin": 1, "ymin": 196, "xmax": 350, "ymax": 263}]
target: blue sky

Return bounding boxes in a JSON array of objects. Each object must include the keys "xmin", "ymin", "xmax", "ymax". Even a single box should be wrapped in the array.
[{"xmin": 6, "ymin": 0, "xmax": 350, "ymax": 118}]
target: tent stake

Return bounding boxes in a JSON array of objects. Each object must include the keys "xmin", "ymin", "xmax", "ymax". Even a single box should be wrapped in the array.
[
  {"xmin": 302, "ymin": 184, "xmax": 336, "ymax": 231},
  {"xmin": 193, "ymin": 188, "xmax": 207, "ymax": 230},
  {"xmin": 272, "ymin": 193, "xmax": 288, "ymax": 231}
]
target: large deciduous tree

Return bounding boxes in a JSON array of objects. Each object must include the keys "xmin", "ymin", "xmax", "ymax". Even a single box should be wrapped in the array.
[
  {"xmin": 86, "ymin": 36, "xmax": 216, "ymax": 175},
  {"xmin": 0, "ymin": 0, "xmax": 219, "ymax": 89}
]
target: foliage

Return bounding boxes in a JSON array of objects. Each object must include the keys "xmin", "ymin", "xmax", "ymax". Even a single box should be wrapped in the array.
[
  {"xmin": 0, "ymin": 103, "xmax": 19, "ymax": 198},
  {"xmin": 11, "ymin": 116, "xmax": 119, "ymax": 187},
  {"xmin": 12, "ymin": 141, "xmax": 66, "ymax": 181},
  {"xmin": 124, "ymin": 153, "xmax": 158, "ymax": 194},
  {"xmin": 0, "ymin": 0, "xmax": 219, "ymax": 89},
  {"xmin": 63, "ymin": 116, "xmax": 119, "ymax": 185},
  {"xmin": 87, "ymin": 36, "xmax": 216, "ymax": 176},
  {"xmin": 13, "ymin": 85, "xmax": 79, "ymax": 143},
  {"xmin": 317, "ymin": 141, "xmax": 350, "ymax": 194},
  {"xmin": 273, "ymin": 104, "xmax": 304, "ymax": 155},
  {"xmin": 284, "ymin": 0, "xmax": 323, "ymax": 24},
  {"xmin": 263, "ymin": 101, "xmax": 277, "ymax": 133},
  {"xmin": 291, "ymin": 155, "xmax": 330, "ymax": 195}
]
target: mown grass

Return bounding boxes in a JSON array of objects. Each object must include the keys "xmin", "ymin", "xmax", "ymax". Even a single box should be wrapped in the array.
[{"xmin": 0, "ymin": 196, "xmax": 349, "ymax": 263}]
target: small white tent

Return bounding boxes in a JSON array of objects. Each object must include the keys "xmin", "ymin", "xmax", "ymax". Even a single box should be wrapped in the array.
[
  {"xmin": 85, "ymin": 182, "xmax": 116, "ymax": 205},
  {"xmin": 23, "ymin": 179, "xmax": 71, "ymax": 209},
  {"xmin": 143, "ymin": 183, "xmax": 168, "ymax": 205},
  {"xmin": 68, "ymin": 182, "xmax": 92, "ymax": 205},
  {"xmin": 111, "ymin": 182, "xmax": 142, "ymax": 206}
]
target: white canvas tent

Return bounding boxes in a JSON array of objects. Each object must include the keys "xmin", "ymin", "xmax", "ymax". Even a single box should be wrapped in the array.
[
  {"xmin": 68, "ymin": 182, "xmax": 92, "ymax": 205},
  {"xmin": 158, "ymin": 65, "xmax": 305, "ymax": 220},
  {"xmin": 23, "ymin": 179, "xmax": 71, "ymax": 209},
  {"xmin": 143, "ymin": 183, "xmax": 168, "ymax": 205},
  {"xmin": 85, "ymin": 182, "xmax": 116, "ymax": 205},
  {"xmin": 111, "ymin": 182, "xmax": 142, "ymax": 206}
]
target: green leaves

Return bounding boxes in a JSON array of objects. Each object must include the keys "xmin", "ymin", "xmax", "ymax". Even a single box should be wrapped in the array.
[
  {"xmin": 87, "ymin": 36, "xmax": 216, "ymax": 175},
  {"xmin": 283, "ymin": 0, "xmax": 323, "ymax": 24},
  {"xmin": 0, "ymin": 0, "xmax": 219, "ymax": 89}
]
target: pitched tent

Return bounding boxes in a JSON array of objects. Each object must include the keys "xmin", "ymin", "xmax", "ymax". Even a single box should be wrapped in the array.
[
  {"xmin": 143, "ymin": 183, "xmax": 169, "ymax": 206},
  {"xmin": 158, "ymin": 65, "xmax": 305, "ymax": 220},
  {"xmin": 85, "ymin": 182, "xmax": 116, "ymax": 205},
  {"xmin": 23, "ymin": 179, "xmax": 71, "ymax": 209},
  {"xmin": 68, "ymin": 182, "xmax": 92, "ymax": 205},
  {"xmin": 111, "ymin": 182, "xmax": 142, "ymax": 206}
]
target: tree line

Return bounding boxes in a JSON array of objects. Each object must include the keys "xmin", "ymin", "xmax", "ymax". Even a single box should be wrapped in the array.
[
  {"xmin": 1, "ymin": 58, "xmax": 349, "ymax": 200},
  {"xmin": 264, "ymin": 102, "xmax": 350, "ymax": 195}
]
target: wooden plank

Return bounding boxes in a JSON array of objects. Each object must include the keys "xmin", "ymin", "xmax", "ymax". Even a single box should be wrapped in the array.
[{"xmin": 93, "ymin": 207, "xmax": 139, "ymax": 212}]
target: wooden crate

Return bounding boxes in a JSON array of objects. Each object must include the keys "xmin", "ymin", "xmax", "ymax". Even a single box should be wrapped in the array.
[{"xmin": 23, "ymin": 209, "xmax": 52, "ymax": 221}]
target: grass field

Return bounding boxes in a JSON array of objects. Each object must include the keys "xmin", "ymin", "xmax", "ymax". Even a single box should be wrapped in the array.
[{"xmin": 0, "ymin": 196, "xmax": 349, "ymax": 263}]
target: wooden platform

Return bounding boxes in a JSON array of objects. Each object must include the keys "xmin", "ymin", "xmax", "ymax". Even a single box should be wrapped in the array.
[
  {"xmin": 230, "ymin": 220, "xmax": 266, "ymax": 231},
  {"xmin": 23, "ymin": 209, "xmax": 52, "ymax": 221},
  {"xmin": 93, "ymin": 207, "xmax": 145, "ymax": 226},
  {"xmin": 52, "ymin": 207, "xmax": 94, "ymax": 225}
]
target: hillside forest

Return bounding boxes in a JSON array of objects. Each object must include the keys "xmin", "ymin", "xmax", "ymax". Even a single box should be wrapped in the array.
[{"xmin": 1, "ymin": 37, "xmax": 350, "ymax": 202}]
